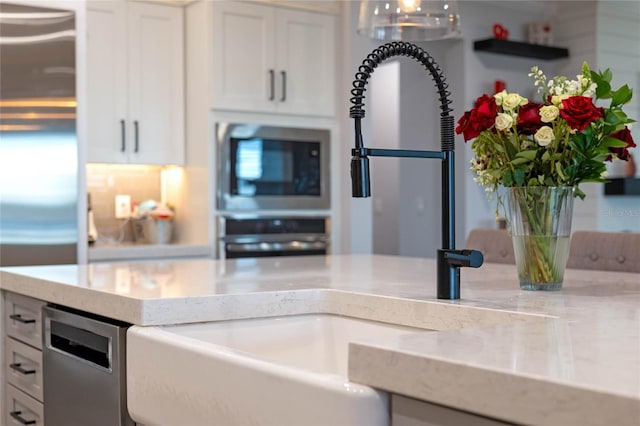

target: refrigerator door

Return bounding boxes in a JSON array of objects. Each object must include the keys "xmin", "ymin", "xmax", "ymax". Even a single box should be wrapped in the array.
[{"xmin": 0, "ymin": 2, "xmax": 77, "ymax": 266}]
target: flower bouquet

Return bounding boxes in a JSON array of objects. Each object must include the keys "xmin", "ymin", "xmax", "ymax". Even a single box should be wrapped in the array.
[{"xmin": 456, "ymin": 63, "xmax": 635, "ymax": 289}]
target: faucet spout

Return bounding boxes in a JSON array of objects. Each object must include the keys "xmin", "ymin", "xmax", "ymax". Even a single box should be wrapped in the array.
[{"xmin": 348, "ymin": 42, "xmax": 484, "ymax": 300}]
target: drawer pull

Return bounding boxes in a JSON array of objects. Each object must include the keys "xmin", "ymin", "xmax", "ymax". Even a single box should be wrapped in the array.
[
  {"xmin": 10, "ymin": 363, "xmax": 36, "ymax": 375},
  {"xmin": 10, "ymin": 411, "xmax": 36, "ymax": 425},
  {"xmin": 9, "ymin": 314, "xmax": 36, "ymax": 324}
]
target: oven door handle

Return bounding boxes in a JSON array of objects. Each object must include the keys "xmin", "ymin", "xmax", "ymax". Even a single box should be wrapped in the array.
[{"xmin": 226, "ymin": 240, "xmax": 327, "ymax": 253}]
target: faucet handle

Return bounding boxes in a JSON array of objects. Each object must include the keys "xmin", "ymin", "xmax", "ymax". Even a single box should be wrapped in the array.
[{"xmin": 443, "ymin": 249, "xmax": 484, "ymax": 268}]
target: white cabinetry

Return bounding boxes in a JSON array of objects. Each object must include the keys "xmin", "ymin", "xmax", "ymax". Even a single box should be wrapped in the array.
[
  {"xmin": 211, "ymin": 1, "xmax": 335, "ymax": 117},
  {"xmin": 3, "ymin": 292, "xmax": 46, "ymax": 426},
  {"xmin": 86, "ymin": 0, "xmax": 184, "ymax": 165}
]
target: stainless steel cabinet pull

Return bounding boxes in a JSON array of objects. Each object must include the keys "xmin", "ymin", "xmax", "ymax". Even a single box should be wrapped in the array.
[
  {"xmin": 134, "ymin": 120, "xmax": 139, "ymax": 153},
  {"xmin": 10, "ymin": 363, "xmax": 36, "ymax": 375},
  {"xmin": 268, "ymin": 69, "xmax": 275, "ymax": 101},
  {"xmin": 120, "ymin": 119, "xmax": 126, "ymax": 152},
  {"xmin": 9, "ymin": 314, "xmax": 35, "ymax": 324},
  {"xmin": 281, "ymin": 70, "xmax": 287, "ymax": 102},
  {"xmin": 10, "ymin": 411, "xmax": 36, "ymax": 425}
]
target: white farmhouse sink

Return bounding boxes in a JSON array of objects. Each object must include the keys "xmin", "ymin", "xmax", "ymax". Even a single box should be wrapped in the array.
[{"xmin": 127, "ymin": 314, "xmax": 426, "ymax": 426}]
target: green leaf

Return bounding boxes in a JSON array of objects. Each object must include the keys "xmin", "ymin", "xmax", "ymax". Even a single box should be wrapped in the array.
[
  {"xmin": 515, "ymin": 150, "xmax": 538, "ymax": 161},
  {"xmin": 575, "ymin": 187, "xmax": 586, "ymax": 200},
  {"xmin": 605, "ymin": 110, "xmax": 624, "ymax": 126},
  {"xmin": 611, "ymin": 85, "xmax": 633, "ymax": 106},
  {"xmin": 591, "ymin": 70, "xmax": 612, "ymax": 98},
  {"xmin": 514, "ymin": 169, "xmax": 526, "ymax": 186},
  {"xmin": 503, "ymin": 170, "xmax": 513, "ymax": 187},
  {"xmin": 601, "ymin": 136, "xmax": 631, "ymax": 148},
  {"xmin": 555, "ymin": 163, "xmax": 567, "ymax": 181},
  {"xmin": 511, "ymin": 157, "xmax": 531, "ymax": 166}
]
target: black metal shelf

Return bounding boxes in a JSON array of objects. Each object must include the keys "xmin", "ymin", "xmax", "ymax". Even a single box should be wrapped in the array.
[
  {"xmin": 604, "ymin": 178, "xmax": 640, "ymax": 196},
  {"xmin": 473, "ymin": 38, "xmax": 569, "ymax": 60}
]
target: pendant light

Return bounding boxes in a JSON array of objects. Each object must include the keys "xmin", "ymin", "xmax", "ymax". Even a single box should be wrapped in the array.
[{"xmin": 357, "ymin": 0, "xmax": 462, "ymax": 41}]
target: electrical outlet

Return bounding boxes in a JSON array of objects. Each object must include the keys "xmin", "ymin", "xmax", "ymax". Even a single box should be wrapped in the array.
[{"xmin": 115, "ymin": 194, "xmax": 131, "ymax": 219}]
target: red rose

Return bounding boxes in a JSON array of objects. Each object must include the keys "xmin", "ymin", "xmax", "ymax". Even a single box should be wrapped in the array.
[
  {"xmin": 607, "ymin": 127, "xmax": 637, "ymax": 161},
  {"xmin": 517, "ymin": 102, "xmax": 543, "ymax": 135},
  {"xmin": 455, "ymin": 110, "xmax": 477, "ymax": 141},
  {"xmin": 559, "ymin": 96, "xmax": 604, "ymax": 131},
  {"xmin": 455, "ymin": 94, "xmax": 497, "ymax": 141}
]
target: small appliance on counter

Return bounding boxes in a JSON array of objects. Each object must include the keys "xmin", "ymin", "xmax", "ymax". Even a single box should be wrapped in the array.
[{"xmin": 132, "ymin": 199, "xmax": 175, "ymax": 244}]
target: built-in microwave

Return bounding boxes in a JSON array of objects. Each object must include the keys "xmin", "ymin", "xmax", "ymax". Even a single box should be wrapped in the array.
[{"xmin": 216, "ymin": 123, "xmax": 331, "ymax": 211}]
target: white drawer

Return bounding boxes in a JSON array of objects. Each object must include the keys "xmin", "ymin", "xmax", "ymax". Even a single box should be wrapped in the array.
[
  {"xmin": 5, "ymin": 337, "xmax": 43, "ymax": 402},
  {"xmin": 4, "ymin": 292, "xmax": 45, "ymax": 349},
  {"xmin": 6, "ymin": 384, "xmax": 44, "ymax": 426}
]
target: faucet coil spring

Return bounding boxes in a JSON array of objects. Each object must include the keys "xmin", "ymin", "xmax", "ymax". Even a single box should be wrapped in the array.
[{"xmin": 349, "ymin": 41, "xmax": 453, "ymax": 120}]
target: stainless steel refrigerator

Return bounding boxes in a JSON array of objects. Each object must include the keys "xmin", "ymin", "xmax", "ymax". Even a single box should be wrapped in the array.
[{"xmin": 0, "ymin": 2, "xmax": 78, "ymax": 266}]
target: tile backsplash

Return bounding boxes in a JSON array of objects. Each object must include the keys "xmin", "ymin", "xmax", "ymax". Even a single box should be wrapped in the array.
[{"xmin": 87, "ymin": 164, "xmax": 162, "ymax": 243}]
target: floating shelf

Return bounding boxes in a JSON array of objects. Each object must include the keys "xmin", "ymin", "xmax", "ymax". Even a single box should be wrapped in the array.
[
  {"xmin": 473, "ymin": 38, "xmax": 569, "ymax": 60},
  {"xmin": 604, "ymin": 178, "xmax": 640, "ymax": 196}
]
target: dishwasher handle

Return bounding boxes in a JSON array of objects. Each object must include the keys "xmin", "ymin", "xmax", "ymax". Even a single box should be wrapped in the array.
[
  {"xmin": 49, "ymin": 320, "xmax": 111, "ymax": 369},
  {"xmin": 43, "ymin": 306, "xmax": 119, "ymax": 371}
]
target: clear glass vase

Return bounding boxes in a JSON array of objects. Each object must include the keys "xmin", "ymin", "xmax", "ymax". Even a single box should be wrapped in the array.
[{"xmin": 505, "ymin": 187, "xmax": 575, "ymax": 290}]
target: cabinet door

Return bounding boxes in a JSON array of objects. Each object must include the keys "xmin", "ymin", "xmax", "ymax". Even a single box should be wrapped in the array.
[
  {"xmin": 127, "ymin": 1, "xmax": 184, "ymax": 165},
  {"xmin": 211, "ymin": 1, "xmax": 276, "ymax": 113},
  {"xmin": 276, "ymin": 9, "xmax": 335, "ymax": 117},
  {"xmin": 86, "ymin": 0, "xmax": 128, "ymax": 163}
]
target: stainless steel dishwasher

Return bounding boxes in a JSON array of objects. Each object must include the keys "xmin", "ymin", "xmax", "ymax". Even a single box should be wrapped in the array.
[{"xmin": 42, "ymin": 305, "xmax": 135, "ymax": 426}]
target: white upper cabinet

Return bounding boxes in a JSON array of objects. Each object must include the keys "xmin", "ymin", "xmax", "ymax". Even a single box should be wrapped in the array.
[
  {"xmin": 211, "ymin": 1, "xmax": 335, "ymax": 117},
  {"xmin": 86, "ymin": 0, "xmax": 184, "ymax": 165}
]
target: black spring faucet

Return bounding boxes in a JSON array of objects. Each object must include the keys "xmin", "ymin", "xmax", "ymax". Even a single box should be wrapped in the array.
[{"xmin": 349, "ymin": 42, "xmax": 483, "ymax": 300}]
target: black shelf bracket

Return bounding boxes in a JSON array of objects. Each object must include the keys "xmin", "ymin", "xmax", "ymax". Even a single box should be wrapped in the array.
[{"xmin": 474, "ymin": 38, "xmax": 569, "ymax": 60}]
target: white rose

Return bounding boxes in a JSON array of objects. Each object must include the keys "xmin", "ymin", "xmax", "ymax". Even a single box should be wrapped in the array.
[
  {"xmin": 494, "ymin": 113, "xmax": 513, "ymax": 131},
  {"xmin": 539, "ymin": 105, "xmax": 559, "ymax": 123},
  {"xmin": 534, "ymin": 126, "xmax": 555, "ymax": 146},
  {"xmin": 551, "ymin": 94, "xmax": 569, "ymax": 106},
  {"xmin": 493, "ymin": 90, "xmax": 507, "ymax": 106},
  {"xmin": 502, "ymin": 93, "xmax": 528, "ymax": 110}
]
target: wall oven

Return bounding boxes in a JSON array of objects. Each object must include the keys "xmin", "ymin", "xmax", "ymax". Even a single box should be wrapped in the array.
[
  {"xmin": 218, "ymin": 216, "xmax": 329, "ymax": 259},
  {"xmin": 216, "ymin": 123, "xmax": 331, "ymax": 211}
]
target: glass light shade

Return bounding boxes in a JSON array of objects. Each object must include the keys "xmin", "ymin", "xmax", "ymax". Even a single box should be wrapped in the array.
[{"xmin": 357, "ymin": 0, "xmax": 462, "ymax": 41}]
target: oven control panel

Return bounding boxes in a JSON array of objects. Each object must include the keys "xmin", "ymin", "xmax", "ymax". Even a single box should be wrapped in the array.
[{"xmin": 218, "ymin": 217, "xmax": 330, "ymax": 259}]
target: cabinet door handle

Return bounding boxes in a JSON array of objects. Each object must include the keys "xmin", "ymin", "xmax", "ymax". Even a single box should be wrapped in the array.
[
  {"xmin": 281, "ymin": 70, "xmax": 287, "ymax": 102},
  {"xmin": 268, "ymin": 69, "xmax": 275, "ymax": 101},
  {"xmin": 10, "ymin": 411, "xmax": 36, "ymax": 425},
  {"xmin": 9, "ymin": 314, "xmax": 35, "ymax": 324},
  {"xmin": 134, "ymin": 120, "xmax": 139, "ymax": 153},
  {"xmin": 120, "ymin": 119, "xmax": 126, "ymax": 152},
  {"xmin": 10, "ymin": 363, "xmax": 36, "ymax": 375}
]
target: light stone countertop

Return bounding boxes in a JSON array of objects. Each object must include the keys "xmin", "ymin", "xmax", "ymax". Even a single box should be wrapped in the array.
[{"xmin": 1, "ymin": 254, "xmax": 638, "ymax": 425}]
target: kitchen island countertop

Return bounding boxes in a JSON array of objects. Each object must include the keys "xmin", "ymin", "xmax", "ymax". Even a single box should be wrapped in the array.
[{"xmin": 1, "ymin": 254, "xmax": 638, "ymax": 425}]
